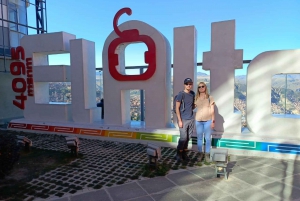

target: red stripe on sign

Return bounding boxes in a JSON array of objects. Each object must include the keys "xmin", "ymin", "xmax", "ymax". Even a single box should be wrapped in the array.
[
  {"xmin": 8, "ymin": 123, "xmax": 27, "ymax": 129},
  {"xmin": 80, "ymin": 129, "xmax": 103, "ymax": 136},
  {"xmin": 54, "ymin": 126, "xmax": 76, "ymax": 133},
  {"xmin": 31, "ymin": 124, "xmax": 50, "ymax": 131}
]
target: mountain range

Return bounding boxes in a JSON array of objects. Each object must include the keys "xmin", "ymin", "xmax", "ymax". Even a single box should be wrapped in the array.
[{"xmin": 198, "ymin": 73, "xmax": 300, "ymax": 90}]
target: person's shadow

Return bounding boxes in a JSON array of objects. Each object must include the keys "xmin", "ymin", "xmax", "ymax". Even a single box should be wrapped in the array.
[{"xmin": 214, "ymin": 104, "xmax": 225, "ymax": 134}]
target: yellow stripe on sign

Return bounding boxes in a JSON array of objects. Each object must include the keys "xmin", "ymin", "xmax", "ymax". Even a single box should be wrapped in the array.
[
  {"xmin": 139, "ymin": 133, "xmax": 172, "ymax": 142},
  {"xmin": 105, "ymin": 130, "xmax": 136, "ymax": 139}
]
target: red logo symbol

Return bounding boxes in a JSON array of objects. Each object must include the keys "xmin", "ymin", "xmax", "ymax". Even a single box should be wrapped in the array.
[{"xmin": 108, "ymin": 8, "xmax": 156, "ymax": 81}]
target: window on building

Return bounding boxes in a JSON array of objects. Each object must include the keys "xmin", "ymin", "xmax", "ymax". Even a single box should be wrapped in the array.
[
  {"xmin": 8, "ymin": 3, "xmax": 17, "ymax": 31},
  {"xmin": 271, "ymin": 74, "xmax": 300, "ymax": 116},
  {"xmin": 8, "ymin": 1, "xmax": 28, "ymax": 49}
]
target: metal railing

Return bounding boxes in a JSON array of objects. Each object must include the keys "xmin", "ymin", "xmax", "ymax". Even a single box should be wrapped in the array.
[{"xmin": 95, "ymin": 60, "xmax": 252, "ymax": 121}]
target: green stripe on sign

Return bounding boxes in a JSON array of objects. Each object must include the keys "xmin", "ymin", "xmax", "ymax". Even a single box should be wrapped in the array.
[
  {"xmin": 172, "ymin": 135, "xmax": 180, "ymax": 143},
  {"xmin": 137, "ymin": 133, "xmax": 172, "ymax": 142},
  {"xmin": 212, "ymin": 138, "xmax": 219, "ymax": 146},
  {"xmin": 215, "ymin": 138, "xmax": 262, "ymax": 151},
  {"xmin": 171, "ymin": 135, "xmax": 193, "ymax": 144}
]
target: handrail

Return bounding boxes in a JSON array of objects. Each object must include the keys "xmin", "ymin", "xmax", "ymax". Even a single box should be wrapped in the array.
[{"xmin": 95, "ymin": 60, "xmax": 252, "ymax": 71}]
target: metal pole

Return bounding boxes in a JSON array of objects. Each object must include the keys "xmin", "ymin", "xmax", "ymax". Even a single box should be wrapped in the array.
[
  {"xmin": 44, "ymin": 0, "xmax": 47, "ymax": 33},
  {"xmin": 0, "ymin": 0, "xmax": 7, "ymax": 71},
  {"xmin": 95, "ymin": 60, "xmax": 252, "ymax": 71},
  {"xmin": 25, "ymin": 0, "xmax": 28, "ymax": 35},
  {"xmin": 35, "ymin": 0, "xmax": 39, "ymax": 34},
  {"xmin": 94, "ymin": 60, "xmax": 253, "ymax": 121},
  {"xmin": 285, "ymin": 74, "xmax": 287, "ymax": 115},
  {"xmin": 140, "ymin": 67, "xmax": 144, "ymax": 121}
]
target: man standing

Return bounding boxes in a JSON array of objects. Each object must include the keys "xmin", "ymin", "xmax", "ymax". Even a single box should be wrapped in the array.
[{"xmin": 175, "ymin": 78, "xmax": 195, "ymax": 162}]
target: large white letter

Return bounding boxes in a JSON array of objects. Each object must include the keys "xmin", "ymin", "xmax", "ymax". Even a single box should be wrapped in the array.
[
  {"xmin": 102, "ymin": 18, "xmax": 171, "ymax": 128},
  {"xmin": 70, "ymin": 39, "xmax": 100, "ymax": 123},
  {"xmin": 21, "ymin": 32, "xmax": 100, "ymax": 123},
  {"xmin": 203, "ymin": 20, "xmax": 243, "ymax": 133},
  {"xmin": 247, "ymin": 50, "xmax": 300, "ymax": 138},
  {"xmin": 173, "ymin": 26, "xmax": 197, "ymax": 127},
  {"xmin": 21, "ymin": 32, "xmax": 75, "ymax": 122}
]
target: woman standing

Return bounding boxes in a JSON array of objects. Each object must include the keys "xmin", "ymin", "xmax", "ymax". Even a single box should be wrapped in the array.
[{"xmin": 195, "ymin": 82, "xmax": 215, "ymax": 162}]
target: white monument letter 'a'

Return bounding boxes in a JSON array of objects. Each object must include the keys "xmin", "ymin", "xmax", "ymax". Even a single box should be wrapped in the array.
[
  {"xmin": 203, "ymin": 20, "xmax": 243, "ymax": 133},
  {"xmin": 102, "ymin": 8, "xmax": 171, "ymax": 128}
]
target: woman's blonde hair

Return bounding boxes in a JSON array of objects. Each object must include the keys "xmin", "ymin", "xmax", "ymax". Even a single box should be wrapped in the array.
[{"xmin": 195, "ymin": 82, "xmax": 210, "ymax": 101}]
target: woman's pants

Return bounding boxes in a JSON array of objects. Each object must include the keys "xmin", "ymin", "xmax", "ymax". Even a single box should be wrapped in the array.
[{"xmin": 195, "ymin": 120, "xmax": 212, "ymax": 153}]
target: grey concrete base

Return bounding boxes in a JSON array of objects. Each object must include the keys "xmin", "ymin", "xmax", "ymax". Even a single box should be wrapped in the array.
[
  {"xmin": 151, "ymin": 189, "xmax": 195, "ymax": 201},
  {"xmin": 138, "ymin": 176, "xmax": 175, "ymax": 194},
  {"xmin": 166, "ymin": 171, "xmax": 204, "ymax": 186},
  {"xmin": 50, "ymin": 155, "xmax": 300, "ymax": 201},
  {"xmin": 106, "ymin": 182, "xmax": 147, "ymax": 201},
  {"xmin": 70, "ymin": 190, "xmax": 111, "ymax": 201},
  {"xmin": 262, "ymin": 181, "xmax": 300, "ymax": 201},
  {"xmin": 233, "ymin": 187, "xmax": 281, "ymax": 201}
]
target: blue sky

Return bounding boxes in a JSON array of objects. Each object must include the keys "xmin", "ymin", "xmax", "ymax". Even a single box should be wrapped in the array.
[{"xmin": 26, "ymin": 0, "xmax": 300, "ymax": 76}]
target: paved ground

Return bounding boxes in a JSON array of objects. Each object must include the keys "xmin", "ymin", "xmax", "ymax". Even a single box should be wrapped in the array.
[
  {"xmin": 49, "ymin": 155, "xmax": 300, "ymax": 201},
  {"xmin": 3, "ymin": 130, "xmax": 300, "ymax": 201}
]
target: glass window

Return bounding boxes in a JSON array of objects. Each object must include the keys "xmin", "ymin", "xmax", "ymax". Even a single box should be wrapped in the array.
[
  {"xmin": 18, "ymin": 7, "xmax": 27, "ymax": 34},
  {"xmin": 8, "ymin": 2, "xmax": 28, "ymax": 34},
  {"xmin": 0, "ymin": 5, "xmax": 8, "ymax": 27},
  {"xmin": 1, "ymin": 0, "xmax": 8, "ymax": 6},
  {"xmin": 271, "ymin": 74, "xmax": 300, "ymax": 116},
  {"xmin": 9, "ymin": 0, "xmax": 23, "ymax": 6},
  {"xmin": 0, "ymin": 27, "xmax": 10, "ymax": 47},
  {"xmin": 10, "ymin": 30, "xmax": 19, "ymax": 47},
  {"xmin": 0, "ymin": 27, "xmax": 10, "ymax": 57},
  {"xmin": 9, "ymin": 4, "xmax": 18, "ymax": 31}
]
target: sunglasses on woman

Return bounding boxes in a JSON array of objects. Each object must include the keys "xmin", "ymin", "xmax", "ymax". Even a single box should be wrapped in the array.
[{"xmin": 198, "ymin": 86, "xmax": 205, "ymax": 88}]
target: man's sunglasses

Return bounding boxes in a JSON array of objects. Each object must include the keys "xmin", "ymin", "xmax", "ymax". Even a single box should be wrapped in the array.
[
  {"xmin": 185, "ymin": 83, "xmax": 193, "ymax": 86},
  {"xmin": 198, "ymin": 86, "xmax": 205, "ymax": 88}
]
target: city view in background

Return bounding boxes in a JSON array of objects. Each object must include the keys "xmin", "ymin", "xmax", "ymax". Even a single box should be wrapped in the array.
[{"xmin": 48, "ymin": 67, "xmax": 300, "ymax": 127}]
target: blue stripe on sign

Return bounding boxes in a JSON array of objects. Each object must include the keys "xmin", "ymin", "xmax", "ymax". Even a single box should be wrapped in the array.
[{"xmin": 263, "ymin": 142, "xmax": 300, "ymax": 154}]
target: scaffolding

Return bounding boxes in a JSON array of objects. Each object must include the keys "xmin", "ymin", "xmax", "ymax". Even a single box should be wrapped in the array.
[{"xmin": 0, "ymin": 0, "xmax": 47, "ymax": 72}]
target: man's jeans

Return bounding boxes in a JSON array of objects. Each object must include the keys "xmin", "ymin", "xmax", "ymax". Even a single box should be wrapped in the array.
[
  {"xmin": 195, "ymin": 120, "xmax": 212, "ymax": 153},
  {"xmin": 177, "ymin": 119, "xmax": 194, "ymax": 151}
]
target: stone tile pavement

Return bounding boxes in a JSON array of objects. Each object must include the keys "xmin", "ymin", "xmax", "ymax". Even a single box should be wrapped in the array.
[
  {"xmin": 3, "ymin": 130, "xmax": 300, "ymax": 201},
  {"xmin": 50, "ymin": 155, "xmax": 300, "ymax": 201}
]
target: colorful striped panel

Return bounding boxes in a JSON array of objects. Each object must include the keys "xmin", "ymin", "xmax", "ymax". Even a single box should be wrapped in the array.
[
  {"xmin": 216, "ymin": 139, "xmax": 260, "ymax": 150},
  {"xmin": 8, "ymin": 123, "xmax": 105, "ymax": 137},
  {"xmin": 105, "ymin": 130, "xmax": 137, "ymax": 139},
  {"xmin": 9, "ymin": 123, "xmax": 300, "ymax": 155},
  {"xmin": 171, "ymin": 135, "xmax": 195, "ymax": 144},
  {"xmin": 137, "ymin": 133, "xmax": 172, "ymax": 142},
  {"xmin": 214, "ymin": 138, "xmax": 300, "ymax": 154}
]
